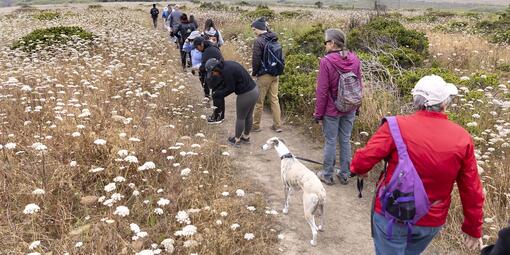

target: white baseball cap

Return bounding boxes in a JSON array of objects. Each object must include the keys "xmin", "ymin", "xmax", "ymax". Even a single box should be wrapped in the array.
[
  {"xmin": 411, "ymin": 75, "xmax": 459, "ymax": 106},
  {"xmin": 187, "ymin": 31, "xmax": 201, "ymax": 40}
]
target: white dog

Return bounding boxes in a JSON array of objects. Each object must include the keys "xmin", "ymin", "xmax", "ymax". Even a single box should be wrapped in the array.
[{"xmin": 262, "ymin": 137, "xmax": 326, "ymax": 246}]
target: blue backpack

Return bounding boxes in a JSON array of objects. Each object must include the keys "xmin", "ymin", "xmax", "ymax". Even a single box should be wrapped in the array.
[{"xmin": 261, "ymin": 38, "xmax": 285, "ymax": 76}]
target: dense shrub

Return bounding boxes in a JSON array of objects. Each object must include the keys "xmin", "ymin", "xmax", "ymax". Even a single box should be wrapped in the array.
[
  {"xmin": 475, "ymin": 6, "xmax": 510, "ymax": 43},
  {"xmin": 245, "ymin": 5, "xmax": 275, "ymax": 20},
  {"xmin": 287, "ymin": 24, "xmax": 325, "ymax": 57},
  {"xmin": 88, "ymin": 4, "xmax": 102, "ymax": 9},
  {"xmin": 496, "ymin": 63, "xmax": 510, "ymax": 72},
  {"xmin": 330, "ymin": 4, "xmax": 344, "ymax": 10},
  {"xmin": 33, "ymin": 11, "xmax": 61, "ymax": 21},
  {"xmin": 237, "ymin": 1, "xmax": 251, "ymax": 6},
  {"xmin": 396, "ymin": 67, "xmax": 460, "ymax": 99},
  {"xmin": 12, "ymin": 26, "xmax": 94, "ymax": 51},
  {"xmin": 199, "ymin": 1, "xmax": 228, "ymax": 11},
  {"xmin": 348, "ymin": 18, "xmax": 428, "ymax": 68},
  {"xmin": 279, "ymin": 53, "xmax": 319, "ymax": 112},
  {"xmin": 279, "ymin": 10, "xmax": 310, "ymax": 19},
  {"xmin": 426, "ymin": 10, "xmax": 456, "ymax": 18}
]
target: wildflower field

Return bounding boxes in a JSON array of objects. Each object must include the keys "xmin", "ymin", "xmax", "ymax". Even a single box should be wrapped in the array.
[{"xmin": 1, "ymin": 1, "xmax": 510, "ymax": 254}]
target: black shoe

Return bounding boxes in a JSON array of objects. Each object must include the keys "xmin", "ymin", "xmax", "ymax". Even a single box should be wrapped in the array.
[
  {"xmin": 207, "ymin": 115, "xmax": 224, "ymax": 124},
  {"xmin": 317, "ymin": 171, "xmax": 334, "ymax": 186},
  {"xmin": 336, "ymin": 172, "xmax": 350, "ymax": 185},
  {"xmin": 240, "ymin": 136, "xmax": 251, "ymax": 144},
  {"xmin": 227, "ymin": 137, "xmax": 241, "ymax": 148}
]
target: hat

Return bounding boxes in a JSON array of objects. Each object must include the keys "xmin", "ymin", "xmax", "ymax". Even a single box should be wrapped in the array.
[
  {"xmin": 251, "ymin": 17, "xmax": 267, "ymax": 31},
  {"xmin": 411, "ymin": 75, "xmax": 459, "ymax": 106},
  {"xmin": 193, "ymin": 36, "xmax": 205, "ymax": 47},
  {"xmin": 187, "ymin": 31, "xmax": 201, "ymax": 40},
  {"xmin": 205, "ymin": 58, "xmax": 221, "ymax": 78}
]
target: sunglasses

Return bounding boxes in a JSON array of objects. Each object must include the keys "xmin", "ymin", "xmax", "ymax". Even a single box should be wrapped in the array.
[{"xmin": 323, "ymin": 40, "xmax": 332, "ymax": 45}]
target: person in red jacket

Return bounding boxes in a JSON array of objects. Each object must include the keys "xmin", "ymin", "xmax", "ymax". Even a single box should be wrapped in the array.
[{"xmin": 351, "ymin": 75, "xmax": 484, "ymax": 254}]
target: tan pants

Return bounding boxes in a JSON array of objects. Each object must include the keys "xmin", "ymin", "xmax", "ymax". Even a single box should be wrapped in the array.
[{"xmin": 253, "ymin": 74, "xmax": 282, "ymax": 129}]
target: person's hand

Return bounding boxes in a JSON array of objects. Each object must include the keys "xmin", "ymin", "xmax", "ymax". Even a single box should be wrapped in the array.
[
  {"xmin": 316, "ymin": 119, "xmax": 323, "ymax": 126},
  {"xmin": 463, "ymin": 233, "xmax": 482, "ymax": 250}
]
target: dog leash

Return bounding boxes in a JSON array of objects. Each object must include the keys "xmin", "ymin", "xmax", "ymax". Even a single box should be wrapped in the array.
[{"xmin": 293, "ymin": 156, "xmax": 364, "ymax": 198}]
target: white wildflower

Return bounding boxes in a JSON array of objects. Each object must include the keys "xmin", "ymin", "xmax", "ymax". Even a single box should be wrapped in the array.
[
  {"xmin": 71, "ymin": 132, "xmax": 81, "ymax": 137},
  {"xmin": 89, "ymin": 167, "xmax": 104, "ymax": 173},
  {"xmin": 32, "ymin": 188, "xmax": 45, "ymax": 195},
  {"xmin": 138, "ymin": 161, "xmax": 156, "ymax": 171},
  {"xmin": 174, "ymin": 224, "xmax": 197, "ymax": 237},
  {"xmin": 246, "ymin": 206, "xmax": 256, "ymax": 212},
  {"xmin": 130, "ymin": 223, "xmax": 141, "ymax": 233},
  {"xmin": 135, "ymin": 250, "xmax": 154, "ymax": 255},
  {"xmin": 244, "ymin": 233, "xmax": 255, "ymax": 240},
  {"xmin": 236, "ymin": 189, "xmax": 245, "ymax": 197},
  {"xmin": 31, "ymin": 142, "xmax": 47, "ymax": 151},
  {"xmin": 216, "ymin": 220, "xmax": 223, "ymax": 225},
  {"xmin": 75, "ymin": 241, "xmax": 83, "ymax": 248},
  {"xmin": 230, "ymin": 223, "xmax": 240, "ymax": 230},
  {"xmin": 29, "ymin": 240, "xmax": 41, "ymax": 250},
  {"xmin": 222, "ymin": 151, "xmax": 230, "ymax": 156},
  {"xmin": 222, "ymin": 192, "xmax": 229, "ymax": 197},
  {"xmin": 104, "ymin": 182, "xmax": 116, "ymax": 192},
  {"xmin": 154, "ymin": 208, "xmax": 164, "ymax": 215},
  {"xmin": 70, "ymin": 161, "xmax": 77, "ymax": 167},
  {"xmin": 220, "ymin": 211, "xmax": 228, "ymax": 217},
  {"xmin": 4, "ymin": 142, "xmax": 16, "ymax": 150},
  {"xmin": 117, "ymin": 150, "xmax": 129, "ymax": 157},
  {"xmin": 124, "ymin": 155, "xmax": 138, "ymax": 163},
  {"xmin": 175, "ymin": 211, "xmax": 190, "ymax": 224},
  {"xmin": 113, "ymin": 176, "xmax": 126, "ymax": 182},
  {"xmin": 94, "ymin": 139, "xmax": 107, "ymax": 145},
  {"xmin": 180, "ymin": 168, "xmax": 191, "ymax": 176},
  {"xmin": 114, "ymin": 206, "xmax": 130, "ymax": 217},
  {"xmin": 23, "ymin": 203, "xmax": 40, "ymax": 214},
  {"xmin": 157, "ymin": 198, "xmax": 170, "ymax": 207}
]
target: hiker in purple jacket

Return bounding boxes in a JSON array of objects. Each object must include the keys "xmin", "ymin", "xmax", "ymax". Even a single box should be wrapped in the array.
[{"xmin": 314, "ymin": 28, "xmax": 363, "ymax": 186}]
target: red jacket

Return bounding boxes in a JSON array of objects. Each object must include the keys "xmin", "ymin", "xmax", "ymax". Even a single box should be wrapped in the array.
[{"xmin": 350, "ymin": 111, "xmax": 484, "ymax": 238}]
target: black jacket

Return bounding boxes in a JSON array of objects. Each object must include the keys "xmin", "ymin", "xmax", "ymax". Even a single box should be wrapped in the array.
[
  {"xmin": 213, "ymin": 61, "xmax": 256, "ymax": 98},
  {"xmin": 150, "ymin": 7, "xmax": 159, "ymax": 18},
  {"xmin": 199, "ymin": 41, "xmax": 223, "ymax": 74},
  {"xmin": 481, "ymin": 226, "xmax": 510, "ymax": 255},
  {"xmin": 252, "ymin": 31, "xmax": 278, "ymax": 77},
  {"xmin": 176, "ymin": 22, "xmax": 196, "ymax": 43}
]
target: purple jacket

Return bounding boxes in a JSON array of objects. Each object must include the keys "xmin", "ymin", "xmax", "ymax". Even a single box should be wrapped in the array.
[{"xmin": 314, "ymin": 51, "xmax": 362, "ymax": 120}]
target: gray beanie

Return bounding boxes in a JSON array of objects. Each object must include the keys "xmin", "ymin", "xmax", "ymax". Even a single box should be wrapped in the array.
[
  {"xmin": 251, "ymin": 17, "xmax": 267, "ymax": 31},
  {"xmin": 325, "ymin": 29, "xmax": 346, "ymax": 48}
]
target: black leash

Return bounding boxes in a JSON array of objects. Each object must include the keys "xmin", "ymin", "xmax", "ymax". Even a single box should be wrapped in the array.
[{"xmin": 293, "ymin": 156, "xmax": 364, "ymax": 199}]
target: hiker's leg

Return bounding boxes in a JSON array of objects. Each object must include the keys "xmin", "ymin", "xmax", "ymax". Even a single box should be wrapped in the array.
[
  {"xmin": 199, "ymin": 75, "xmax": 209, "ymax": 97},
  {"xmin": 338, "ymin": 111, "xmax": 356, "ymax": 177},
  {"xmin": 236, "ymin": 87, "xmax": 259, "ymax": 138},
  {"xmin": 153, "ymin": 18, "xmax": 157, "ymax": 28},
  {"xmin": 179, "ymin": 43, "xmax": 186, "ymax": 69},
  {"xmin": 404, "ymin": 225, "xmax": 442, "ymax": 255},
  {"xmin": 212, "ymin": 90, "xmax": 225, "ymax": 119},
  {"xmin": 252, "ymin": 75, "xmax": 270, "ymax": 130},
  {"xmin": 322, "ymin": 116, "xmax": 340, "ymax": 178},
  {"xmin": 244, "ymin": 87, "xmax": 258, "ymax": 136},
  {"xmin": 268, "ymin": 75, "xmax": 282, "ymax": 129},
  {"xmin": 373, "ymin": 213, "xmax": 406, "ymax": 255}
]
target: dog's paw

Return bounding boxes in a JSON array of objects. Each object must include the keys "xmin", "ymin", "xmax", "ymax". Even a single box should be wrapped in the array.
[
  {"xmin": 318, "ymin": 225, "xmax": 324, "ymax": 232},
  {"xmin": 310, "ymin": 240, "xmax": 317, "ymax": 246},
  {"xmin": 282, "ymin": 208, "xmax": 288, "ymax": 214}
]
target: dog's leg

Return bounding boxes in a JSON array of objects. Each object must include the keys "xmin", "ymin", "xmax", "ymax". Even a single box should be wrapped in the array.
[
  {"xmin": 282, "ymin": 186, "xmax": 291, "ymax": 214},
  {"xmin": 317, "ymin": 203, "xmax": 325, "ymax": 232},
  {"xmin": 303, "ymin": 194, "xmax": 319, "ymax": 246}
]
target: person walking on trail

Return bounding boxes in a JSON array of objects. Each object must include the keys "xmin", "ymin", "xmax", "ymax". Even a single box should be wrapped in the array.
[
  {"xmin": 190, "ymin": 15, "xmax": 199, "ymax": 30},
  {"xmin": 168, "ymin": 4, "xmax": 182, "ymax": 46},
  {"xmin": 204, "ymin": 19, "xmax": 224, "ymax": 48},
  {"xmin": 150, "ymin": 4, "xmax": 159, "ymax": 29},
  {"xmin": 176, "ymin": 14, "xmax": 196, "ymax": 71},
  {"xmin": 183, "ymin": 31, "xmax": 206, "ymax": 97},
  {"xmin": 162, "ymin": 6, "xmax": 169, "ymax": 25},
  {"xmin": 251, "ymin": 17, "xmax": 284, "ymax": 133},
  {"xmin": 315, "ymin": 29, "xmax": 362, "ymax": 186},
  {"xmin": 204, "ymin": 58, "xmax": 259, "ymax": 148},
  {"xmin": 194, "ymin": 36, "xmax": 225, "ymax": 122},
  {"xmin": 350, "ymin": 75, "xmax": 484, "ymax": 255}
]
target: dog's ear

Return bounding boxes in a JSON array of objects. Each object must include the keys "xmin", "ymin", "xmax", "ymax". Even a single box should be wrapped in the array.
[
  {"xmin": 272, "ymin": 139, "xmax": 279, "ymax": 146},
  {"xmin": 279, "ymin": 138, "xmax": 286, "ymax": 145}
]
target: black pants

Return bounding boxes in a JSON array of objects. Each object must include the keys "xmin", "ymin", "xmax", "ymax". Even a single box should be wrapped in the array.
[
  {"xmin": 199, "ymin": 74, "xmax": 209, "ymax": 97},
  {"xmin": 212, "ymin": 89, "xmax": 225, "ymax": 120},
  {"xmin": 152, "ymin": 17, "xmax": 157, "ymax": 28}
]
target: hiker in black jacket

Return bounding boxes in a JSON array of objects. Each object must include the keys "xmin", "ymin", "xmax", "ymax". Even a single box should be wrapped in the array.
[
  {"xmin": 176, "ymin": 14, "xmax": 196, "ymax": 71},
  {"xmin": 150, "ymin": 4, "xmax": 159, "ymax": 29},
  {"xmin": 194, "ymin": 36, "xmax": 224, "ymax": 111},
  {"xmin": 481, "ymin": 223, "xmax": 510, "ymax": 255},
  {"xmin": 204, "ymin": 59, "xmax": 259, "ymax": 148}
]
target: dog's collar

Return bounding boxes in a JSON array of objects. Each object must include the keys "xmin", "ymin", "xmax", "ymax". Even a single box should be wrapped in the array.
[{"xmin": 280, "ymin": 153, "xmax": 293, "ymax": 160}]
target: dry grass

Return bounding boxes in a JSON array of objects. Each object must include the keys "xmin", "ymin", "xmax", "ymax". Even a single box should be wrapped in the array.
[{"xmin": 0, "ymin": 6, "xmax": 278, "ymax": 255}]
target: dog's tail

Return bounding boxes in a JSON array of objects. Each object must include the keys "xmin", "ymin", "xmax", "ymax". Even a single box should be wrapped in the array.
[{"xmin": 310, "ymin": 194, "xmax": 323, "ymax": 215}]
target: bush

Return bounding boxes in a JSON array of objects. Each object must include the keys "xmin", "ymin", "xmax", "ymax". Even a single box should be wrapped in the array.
[
  {"xmin": 287, "ymin": 24, "xmax": 325, "ymax": 57},
  {"xmin": 474, "ymin": 6, "xmax": 510, "ymax": 43},
  {"xmin": 496, "ymin": 63, "xmax": 510, "ymax": 72},
  {"xmin": 279, "ymin": 53, "xmax": 319, "ymax": 112},
  {"xmin": 199, "ymin": 1, "xmax": 228, "ymax": 11},
  {"xmin": 279, "ymin": 10, "xmax": 310, "ymax": 19},
  {"xmin": 426, "ymin": 10, "xmax": 456, "ymax": 18},
  {"xmin": 238, "ymin": 1, "xmax": 251, "ymax": 6},
  {"xmin": 33, "ymin": 11, "xmax": 61, "ymax": 21},
  {"xmin": 88, "ymin": 4, "xmax": 102, "ymax": 9},
  {"xmin": 348, "ymin": 18, "xmax": 428, "ymax": 68},
  {"xmin": 12, "ymin": 26, "xmax": 94, "ymax": 51},
  {"xmin": 245, "ymin": 5, "xmax": 275, "ymax": 20},
  {"xmin": 396, "ymin": 67, "xmax": 460, "ymax": 100},
  {"xmin": 330, "ymin": 4, "xmax": 344, "ymax": 10}
]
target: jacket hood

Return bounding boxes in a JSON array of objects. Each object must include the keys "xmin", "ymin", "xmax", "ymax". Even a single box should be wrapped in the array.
[
  {"xmin": 324, "ymin": 51, "xmax": 360, "ymax": 73},
  {"xmin": 259, "ymin": 31, "xmax": 278, "ymax": 41}
]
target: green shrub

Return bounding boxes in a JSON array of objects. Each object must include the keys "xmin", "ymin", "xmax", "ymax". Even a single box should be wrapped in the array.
[
  {"xmin": 496, "ymin": 63, "xmax": 510, "ymax": 72},
  {"xmin": 287, "ymin": 24, "xmax": 325, "ymax": 57},
  {"xmin": 279, "ymin": 10, "xmax": 310, "ymax": 19},
  {"xmin": 33, "ymin": 11, "xmax": 61, "ymax": 21},
  {"xmin": 199, "ymin": 1, "xmax": 228, "ymax": 11},
  {"xmin": 88, "ymin": 4, "xmax": 102, "ymax": 9},
  {"xmin": 330, "ymin": 4, "xmax": 344, "ymax": 10},
  {"xmin": 348, "ymin": 18, "xmax": 428, "ymax": 68},
  {"xmin": 245, "ymin": 5, "xmax": 276, "ymax": 20},
  {"xmin": 474, "ymin": 6, "xmax": 510, "ymax": 43},
  {"xmin": 406, "ymin": 15, "xmax": 438, "ymax": 23},
  {"xmin": 461, "ymin": 72, "xmax": 499, "ymax": 90},
  {"xmin": 396, "ymin": 67, "xmax": 460, "ymax": 100},
  {"xmin": 12, "ymin": 26, "xmax": 94, "ymax": 51},
  {"xmin": 238, "ymin": 1, "xmax": 251, "ymax": 6},
  {"xmin": 426, "ymin": 10, "xmax": 456, "ymax": 18},
  {"xmin": 279, "ymin": 53, "xmax": 319, "ymax": 112}
]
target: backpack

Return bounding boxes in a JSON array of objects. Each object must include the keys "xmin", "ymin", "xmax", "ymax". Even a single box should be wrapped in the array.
[
  {"xmin": 325, "ymin": 54, "xmax": 362, "ymax": 112},
  {"xmin": 261, "ymin": 38, "xmax": 285, "ymax": 76},
  {"xmin": 378, "ymin": 116, "xmax": 431, "ymax": 240},
  {"xmin": 179, "ymin": 23, "xmax": 195, "ymax": 42},
  {"xmin": 151, "ymin": 8, "xmax": 159, "ymax": 17}
]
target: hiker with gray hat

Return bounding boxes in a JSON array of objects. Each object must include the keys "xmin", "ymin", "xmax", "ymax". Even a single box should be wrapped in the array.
[
  {"xmin": 204, "ymin": 58, "xmax": 259, "ymax": 148},
  {"xmin": 251, "ymin": 17, "xmax": 284, "ymax": 133}
]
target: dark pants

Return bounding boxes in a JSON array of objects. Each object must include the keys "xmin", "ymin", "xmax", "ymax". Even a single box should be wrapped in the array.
[
  {"xmin": 178, "ymin": 42, "xmax": 186, "ymax": 69},
  {"xmin": 152, "ymin": 17, "xmax": 157, "ymax": 28},
  {"xmin": 235, "ymin": 87, "xmax": 259, "ymax": 138},
  {"xmin": 199, "ymin": 74, "xmax": 209, "ymax": 97},
  {"xmin": 212, "ymin": 89, "xmax": 225, "ymax": 120}
]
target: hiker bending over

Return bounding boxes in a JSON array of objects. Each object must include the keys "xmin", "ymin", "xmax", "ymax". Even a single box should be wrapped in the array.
[
  {"xmin": 204, "ymin": 58, "xmax": 259, "ymax": 148},
  {"xmin": 194, "ymin": 36, "xmax": 225, "ymax": 122},
  {"xmin": 251, "ymin": 17, "xmax": 284, "ymax": 133},
  {"xmin": 203, "ymin": 19, "xmax": 224, "ymax": 48},
  {"xmin": 350, "ymin": 75, "xmax": 484, "ymax": 254},
  {"xmin": 315, "ymin": 29, "xmax": 363, "ymax": 186},
  {"xmin": 183, "ymin": 31, "xmax": 206, "ymax": 97},
  {"xmin": 150, "ymin": 4, "xmax": 159, "ymax": 29}
]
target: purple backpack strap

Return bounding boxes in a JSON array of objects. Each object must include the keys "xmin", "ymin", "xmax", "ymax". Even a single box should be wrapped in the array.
[{"xmin": 385, "ymin": 116, "xmax": 409, "ymax": 159}]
